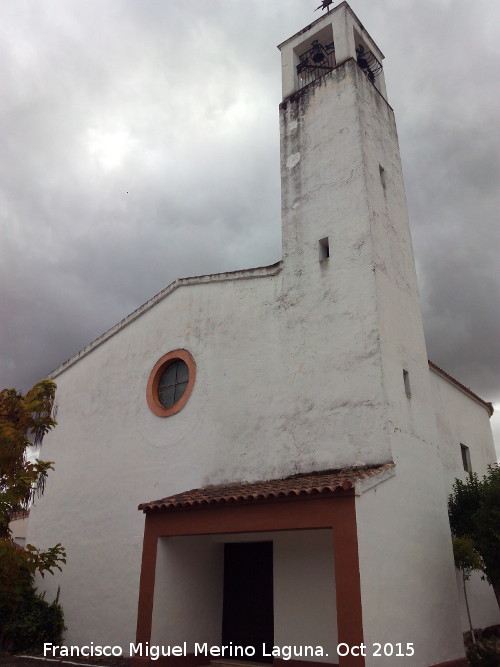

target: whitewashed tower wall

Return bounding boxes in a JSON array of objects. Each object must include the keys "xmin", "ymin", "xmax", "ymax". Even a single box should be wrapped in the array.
[
  {"xmin": 278, "ymin": 3, "xmax": 436, "ymax": 468},
  {"xmin": 279, "ymin": 6, "xmax": 466, "ymax": 664}
]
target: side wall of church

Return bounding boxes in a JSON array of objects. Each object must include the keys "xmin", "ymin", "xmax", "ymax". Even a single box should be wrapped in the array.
[
  {"xmin": 429, "ymin": 370, "xmax": 496, "ymax": 483},
  {"xmin": 356, "ymin": 375, "xmax": 498, "ymax": 666},
  {"xmin": 429, "ymin": 369, "xmax": 499, "ymax": 632}
]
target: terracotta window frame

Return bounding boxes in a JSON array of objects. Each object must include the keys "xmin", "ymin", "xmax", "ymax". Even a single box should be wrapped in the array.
[{"xmin": 146, "ymin": 349, "xmax": 196, "ymax": 417}]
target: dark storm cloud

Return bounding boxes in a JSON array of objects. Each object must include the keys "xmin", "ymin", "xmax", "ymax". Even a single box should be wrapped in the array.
[
  {"xmin": 390, "ymin": 1, "xmax": 500, "ymax": 408},
  {"xmin": 1, "ymin": 0, "xmax": 499, "ymax": 449}
]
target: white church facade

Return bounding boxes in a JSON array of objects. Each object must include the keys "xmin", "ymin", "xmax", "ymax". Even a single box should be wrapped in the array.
[{"xmin": 28, "ymin": 4, "xmax": 498, "ymax": 666}]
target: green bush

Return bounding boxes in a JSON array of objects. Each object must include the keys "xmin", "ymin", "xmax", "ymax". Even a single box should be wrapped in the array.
[{"xmin": 1, "ymin": 586, "xmax": 65, "ymax": 652}]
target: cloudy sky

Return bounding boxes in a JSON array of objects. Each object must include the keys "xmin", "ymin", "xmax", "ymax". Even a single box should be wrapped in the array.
[{"xmin": 1, "ymin": 0, "xmax": 499, "ymax": 453}]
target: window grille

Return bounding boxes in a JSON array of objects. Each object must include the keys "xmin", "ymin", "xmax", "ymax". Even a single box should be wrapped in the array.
[{"xmin": 296, "ymin": 40, "xmax": 335, "ymax": 88}]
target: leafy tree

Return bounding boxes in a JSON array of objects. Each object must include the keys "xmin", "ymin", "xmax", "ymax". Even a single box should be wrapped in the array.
[
  {"xmin": 1, "ymin": 379, "xmax": 57, "ymax": 534},
  {"xmin": 448, "ymin": 465, "xmax": 500, "ymax": 610},
  {"xmin": 0, "ymin": 379, "xmax": 66, "ymax": 642},
  {"xmin": 452, "ymin": 536, "xmax": 483, "ymax": 642}
]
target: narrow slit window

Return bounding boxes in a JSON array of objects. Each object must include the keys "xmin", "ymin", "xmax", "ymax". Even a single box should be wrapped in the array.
[
  {"xmin": 403, "ymin": 369, "xmax": 411, "ymax": 397},
  {"xmin": 319, "ymin": 237, "xmax": 330, "ymax": 261},
  {"xmin": 460, "ymin": 444, "xmax": 472, "ymax": 473},
  {"xmin": 379, "ymin": 165, "xmax": 386, "ymax": 190}
]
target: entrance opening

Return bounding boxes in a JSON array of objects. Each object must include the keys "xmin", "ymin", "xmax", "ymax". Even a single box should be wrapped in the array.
[{"xmin": 222, "ymin": 541, "xmax": 274, "ymax": 662}]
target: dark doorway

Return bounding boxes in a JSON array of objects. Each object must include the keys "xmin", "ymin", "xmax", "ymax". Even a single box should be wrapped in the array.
[{"xmin": 222, "ymin": 541, "xmax": 274, "ymax": 662}]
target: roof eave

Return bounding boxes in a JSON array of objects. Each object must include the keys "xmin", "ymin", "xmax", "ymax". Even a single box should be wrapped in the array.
[{"xmin": 428, "ymin": 360, "xmax": 494, "ymax": 417}]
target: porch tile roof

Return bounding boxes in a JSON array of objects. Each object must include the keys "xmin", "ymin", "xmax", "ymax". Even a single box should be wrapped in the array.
[{"xmin": 138, "ymin": 463, "xmax": 395, "ymax": 512}]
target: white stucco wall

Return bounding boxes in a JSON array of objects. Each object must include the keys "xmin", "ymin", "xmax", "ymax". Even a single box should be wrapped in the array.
[
  {"xmin": 354, "ymin": 370, "xmax": 498, "ymax": 665},
  {"xmin": 356, "ymin": 369, "xmax": 498, "ymax": 663},
  {"xmin": 356, "ymin": 457, "xmax": 465, "ymax": 667},
  {"xmin": 430, "ymin": 368, "xmax": 499, "ymax": 632},
  {"xmin": 273, "ymin": 530, "xmax": 338, "ymax": 660},
  {"xmin": 456, "ymin": 570, "xmax": 499, "ymax": 634},
  {"xmin": 429, "ymin": 368, "xmax": 497, "ymax": 482},
  {"xmin": 9, "ymin": 513, "xmax": 29, "ymax": 546},
  {"xmin": 28, "ymin": 272, "xmax": 283, "ymax": 650},
  {"xmin": 279, "ymin": 60, "xmax": 394, "ymax": 470},
  {"xmin": 151, "ymin": 536, "xmax": 224, "ymax": 651}
]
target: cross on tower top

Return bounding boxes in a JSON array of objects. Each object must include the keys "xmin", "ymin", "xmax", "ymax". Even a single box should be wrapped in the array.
[{"xmin": 315, "ymin": 0, "xmax": 335, "ymax": 12}]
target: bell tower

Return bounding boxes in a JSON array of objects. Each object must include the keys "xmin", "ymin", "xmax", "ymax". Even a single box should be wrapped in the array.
[
  {"xmin": 276, "ymin": 11, "xmax": 468, "ymax": 657},
  {"xmin": 277, "ymin": 2, "xmax": 435, "ymax": 467},
  {"xmin": 279, "ymin": 3, "xmax": 387, "ymax": 101}
]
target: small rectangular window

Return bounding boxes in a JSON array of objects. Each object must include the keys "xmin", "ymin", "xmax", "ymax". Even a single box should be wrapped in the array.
[
  {"xmin": 379, "ymin": 164, "xmax": 386, "ymax": 190},
  {"xmin": 319, "ymin": 237, "xmax": 329, "ymax": 261},
  {"xmin": 403, "ymin": 369, "xmax": 411, "ymax": 397},
  {"xmin": 461, "ymin": 444, "xmax": 472, "ymax": 473}
]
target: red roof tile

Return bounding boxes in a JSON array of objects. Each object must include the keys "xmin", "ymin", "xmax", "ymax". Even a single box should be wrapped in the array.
[{"xmin": 138, "ymin": 463, "xmax": 395, "ymax": 512}]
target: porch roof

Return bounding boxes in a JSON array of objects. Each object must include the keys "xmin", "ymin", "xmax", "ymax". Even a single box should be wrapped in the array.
[{"xmin": 138, "ymin": 462, "xmax": 395, "ymax": 513}]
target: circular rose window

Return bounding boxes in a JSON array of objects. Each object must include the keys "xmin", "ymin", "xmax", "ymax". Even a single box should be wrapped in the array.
[{"xmin": 146, "ymin": 349, "xmax": 196, "ymax": 417}]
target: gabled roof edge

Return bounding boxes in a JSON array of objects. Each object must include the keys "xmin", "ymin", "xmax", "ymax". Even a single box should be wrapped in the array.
[
  {"xmin": 428, "ymin": 360, "xmax": 494, "ymax": 417},
  {"xmin": 48, "ymin": 261, "xmax": 282, "ymax": 380}
]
